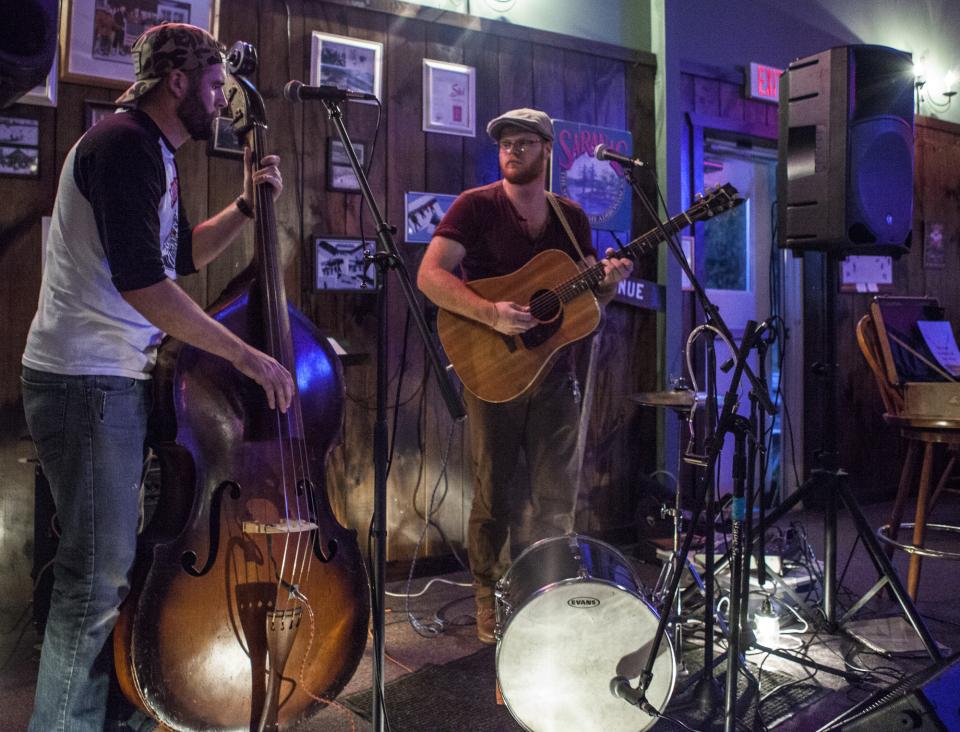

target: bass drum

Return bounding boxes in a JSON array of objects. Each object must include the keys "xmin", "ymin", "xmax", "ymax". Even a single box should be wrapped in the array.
[{"xmin": 495, "ymin": 534, "xmax": 675, "ymax": 732}]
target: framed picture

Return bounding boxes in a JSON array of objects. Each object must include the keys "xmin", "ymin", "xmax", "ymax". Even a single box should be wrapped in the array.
[
  {"xmin": 0, "ymin": 115, "xmax": 40, "ymax": 177},
  {"xmin": 315, "ymin": 237, "xmax": 377, "ymax": 291},
  {"xmin": 310, "ymin": 31, "xmax": 382, "ymax": 103},
  {"xmin": 422, "ymin": 59, "xmax": 475, "ymax": 137},
  {"xmin": 19, "ymin": 52, "xmax": 58, "ymax": 107},
  {"xmin": 404, "ymin": 191, "xmax": 457, "ymax": 244},
  {"xmin": 84, "ymin": 100, "xmax": 119, "ymax": 130},
  {"xmin": 60, "ymin": 0, "xmax": 217, "ymax": 88},
  {"xmin": 208, "ymin": 115, "xmax": 245, "ymax": 159},
  {"xmin": 326, "ymin": 138, "xmax": 366, "ymax": 192}
]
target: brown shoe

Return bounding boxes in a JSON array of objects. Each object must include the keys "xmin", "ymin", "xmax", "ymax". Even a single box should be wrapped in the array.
[{"xmin": 476, "ymin": 596, "xmax": 496, "ymax": 645}]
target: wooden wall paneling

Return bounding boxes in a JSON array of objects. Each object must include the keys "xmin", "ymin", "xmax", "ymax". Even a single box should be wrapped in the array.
[
  {"xmin": 594, "ymin": 56, "xmax": 626, "ymax": 129},
  {"xmin": 302, "ymin": 3, "xmax": 350, "ymax": 240},
  {"xmin": 0, "ymin": 0, "xmax": 661, "ymax": 570},
  {"xmin": 376, "ymin": 14, "xmax": 429, "ymax": 560},
  {"xmin": 718, "ymin": 79, "xmax": 744, "ymax": 122},
  {"xmin": 595, "ymin": 59, "xmax": 652, "ymax": 521},
  {"xmin": 497, "ymin": 37, "xmax": 534, "ymax": 114},
  {"xmin": 194, "ymin": 3, "xmax": 256, "ymax": 305},
  {"xmin": 413, "ymin": 23, "xmax": 471, "ymax": 557},
  {"xmin": 561, "ymin": 50, "xmax": 595, "ymax": 123},
  {"xmin": 0, "ymin": 101, "xmax": 54, "ymax": 408},
  {"xmin": 743, "ymin": 97, "xmax": 769, "ymax": 128},
  {"xmin": 461, "ymin": 30, "xmax": 500, "ymax": 187},
  {"xmin": 255, "ymin": 0, "xmax": 305, "ymax": 306},
  {"xmin": 424, "ymin": 23, "xmax": 466, "ymax": 194},
  {"xmin": 693, "ymin": 75, "xmax": 720, "ymax": 117},
  {"xmin": 679, "ymin": 72, "xmax": 696, "ymax": 114},
  {"xmin": 532, "ymin": 44, "xmax": 566, "ymax": 118},
  {"xmin": 334, "ymin": 5, "xmax": 389, "ymax": 241}
]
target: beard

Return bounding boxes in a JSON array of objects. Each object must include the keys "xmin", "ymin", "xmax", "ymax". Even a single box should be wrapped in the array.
[
  {"xmin": 177, "ymin": 83, "xmax": 216, "ymax": 141},
  {"xmin": 501, "ymin": 148, "xmax": 546, "ymax": 185}
]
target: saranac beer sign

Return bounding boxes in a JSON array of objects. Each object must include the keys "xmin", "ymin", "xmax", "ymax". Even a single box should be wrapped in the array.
[{"xmin": 549, "ymin": 119, "xmax": 633, "ymax": 232}]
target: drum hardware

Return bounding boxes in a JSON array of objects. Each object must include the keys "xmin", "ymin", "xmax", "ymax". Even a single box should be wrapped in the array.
[{"xmin": 620, "ymin": 321, "xmax": 774, "ymax": 731}]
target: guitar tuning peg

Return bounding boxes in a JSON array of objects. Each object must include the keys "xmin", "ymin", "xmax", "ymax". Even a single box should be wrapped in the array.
[{"xmin": 695, "ymin": 192, "xmax": 703, "ymax": 201}]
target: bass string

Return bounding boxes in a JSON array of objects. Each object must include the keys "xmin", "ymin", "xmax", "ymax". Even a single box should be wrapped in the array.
[{"xmin": 252, "ymin": 139, "xmax": 316, "ymax": 609}]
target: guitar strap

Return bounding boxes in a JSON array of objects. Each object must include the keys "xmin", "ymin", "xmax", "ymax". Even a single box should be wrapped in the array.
[{"xmin": 546, "ymin": 191, "xmax": 589, "ymax": 266}]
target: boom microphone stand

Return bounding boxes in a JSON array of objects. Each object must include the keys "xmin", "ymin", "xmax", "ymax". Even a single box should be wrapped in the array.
[{"xmin": 316, "ymin": 95, "xmax": 466, "ymax": 732}]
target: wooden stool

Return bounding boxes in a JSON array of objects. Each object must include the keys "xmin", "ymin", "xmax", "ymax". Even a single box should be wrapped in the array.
[
  {"xmin": 877, "ymin": 416, "xmax": 960, "ymax": 599},
  {"xmin": 857, "ymin": 314, "xmax": 960, "ymax": 600}
]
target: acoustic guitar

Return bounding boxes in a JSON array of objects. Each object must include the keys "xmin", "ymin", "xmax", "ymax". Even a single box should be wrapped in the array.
[{"xmin": 437, "ymin": 184, "xmax": 742, "ymax": 403}]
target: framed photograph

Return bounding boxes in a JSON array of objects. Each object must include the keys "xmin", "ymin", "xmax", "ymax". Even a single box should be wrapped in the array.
[
  {"xmin": 208, "ymin": 115, "xmax": 245, "ymax": 159},
  {"xmin": 405, "ymin": 191, "xmax": 457, "ymax": 244},
  {"xmin": 60, "ymin": 0, "xmax": 217, "ymax": 88},
  {"xmin": 326, "ymin": 139, "xmax": 366, "ymax": 192},
  {"xmin": 315, "ymin": 237, "xmax": 377, "ymax": 291},
  {"xmin": 0, "ymin": 116, "xmax": 40, "ymax": 177},
  {"xmin": 310, "ymin": 31, "xmax": 382, "ymax": 103},
  {"xmin": 84, "ymin": 100, "xmax": 119, "ymax": 130},
  {"xmin": 422, "ymin": 59, "xmax": 475, "ymax": 137},
  {"xmin": 19, "ymin": 52, "xmax": 58, "ymax": 107}
]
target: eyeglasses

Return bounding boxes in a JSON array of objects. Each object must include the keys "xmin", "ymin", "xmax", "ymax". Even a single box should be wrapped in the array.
[{"xmin": 497, "ymin": 138, "xmax": 542, "ymax": 155}]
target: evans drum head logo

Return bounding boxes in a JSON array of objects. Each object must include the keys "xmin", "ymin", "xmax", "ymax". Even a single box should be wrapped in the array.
[{"xmin": 567, "ymin": 597, "xmax": 600, "ymax": 609}]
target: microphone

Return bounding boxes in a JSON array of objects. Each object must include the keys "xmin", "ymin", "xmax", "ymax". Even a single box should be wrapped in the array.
[
  {"xmin": 594, "ymin": 144, "xmax": 645, "ymax": 169},
  {"xmin": 609, "ymin": 676, "xmax": 658, "ymax": 715},
  {"xmin": 283, "ymin": 79, "xmax": 379, "ymax": 103}
]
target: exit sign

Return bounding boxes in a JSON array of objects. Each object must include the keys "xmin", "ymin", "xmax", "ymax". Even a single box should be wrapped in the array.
[{"xmin": 747, "ymin": 62, "xmax": 783, "ymax": 102}]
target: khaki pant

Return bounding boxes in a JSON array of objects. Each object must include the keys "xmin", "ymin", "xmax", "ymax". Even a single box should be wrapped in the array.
[{"xmin": 465, "ymin": 367, "xmax": 581, "ymax": 600}]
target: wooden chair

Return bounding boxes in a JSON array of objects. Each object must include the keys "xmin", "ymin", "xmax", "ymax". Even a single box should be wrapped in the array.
[{"xmin": 856, "ymin": 314, "xmax": 960, "ymax": 600}]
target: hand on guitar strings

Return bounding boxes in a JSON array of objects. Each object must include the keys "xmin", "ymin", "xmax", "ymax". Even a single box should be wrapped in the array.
[
  {"xmin": 490, "ymin": 300, "xmax": 536, "ymax": 335},
  {"xmin": 239, "ymin": 147, "xmax": 284, "ymax": 213},
  {"xmin": 599, "ymin": 248, "xmax": 634, "ymax": 290}
]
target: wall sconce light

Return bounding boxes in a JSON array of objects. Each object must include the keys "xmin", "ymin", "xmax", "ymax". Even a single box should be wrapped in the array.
[{"xmin": 915, "ymin": 61, "xmax": 957, "ymax": 114}]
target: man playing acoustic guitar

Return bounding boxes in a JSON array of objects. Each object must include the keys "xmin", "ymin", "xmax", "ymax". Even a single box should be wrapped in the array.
[{"xmin": 417, "ymin": 108, "xmax": 634, "ymax": 643}]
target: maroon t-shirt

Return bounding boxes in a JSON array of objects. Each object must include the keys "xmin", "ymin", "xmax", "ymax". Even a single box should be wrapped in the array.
[{"xmin": 433, "ymin": 180, "xmax": 595, "ymax": 281}]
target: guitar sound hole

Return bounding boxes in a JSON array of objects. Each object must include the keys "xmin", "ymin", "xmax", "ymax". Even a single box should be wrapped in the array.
[{"xmin": 529, "ymin": 289, "xmax": 561, "ymax": 323}]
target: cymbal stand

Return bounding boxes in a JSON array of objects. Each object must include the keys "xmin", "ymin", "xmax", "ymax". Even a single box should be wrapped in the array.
[{"xmin": 651, "ymin": 403, "xmax": 707, "ymax": 678}]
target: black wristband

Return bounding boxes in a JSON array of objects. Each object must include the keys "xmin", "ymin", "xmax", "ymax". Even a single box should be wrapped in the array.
[{"xmin": 235, "ymin": 196, "xmax": 254, "ymax": 219}]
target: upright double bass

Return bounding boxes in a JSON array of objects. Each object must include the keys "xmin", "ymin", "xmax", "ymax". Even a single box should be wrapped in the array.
[{"xmin": 115, "ymin": 43, "xmax": 370, "ymax": 731}]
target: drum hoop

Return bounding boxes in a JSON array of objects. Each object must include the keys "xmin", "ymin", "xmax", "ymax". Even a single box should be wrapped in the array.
[{"xmin": 503, "ymin": 533, "xmax": 644, "ymax": 586}]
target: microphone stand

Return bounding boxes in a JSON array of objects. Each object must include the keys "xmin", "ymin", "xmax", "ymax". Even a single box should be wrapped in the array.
[
  {"xmin": 615, "ymin": 166, "xmax": 778, "ymax": 728},
  {"xmin": 318, "ymin": 98, "xmax": 466, "ymax": 732}
]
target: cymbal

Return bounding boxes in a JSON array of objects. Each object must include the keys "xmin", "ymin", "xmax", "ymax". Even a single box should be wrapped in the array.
[{"xmin": 628, "ymin": 389, "xmax": 707, "ymax": 409}]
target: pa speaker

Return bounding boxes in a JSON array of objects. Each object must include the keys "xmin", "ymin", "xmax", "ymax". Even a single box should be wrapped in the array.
[
  {"xmin": 0, "ymin": 0, "xmax": 59, "ymax": 108},
  {"xmin": 824, "ymin": 653, "xmax": 960, "ymax": 730},
  {"xmin": 778, "ymin": 45, "xmax": 915, "ymax": 256}
]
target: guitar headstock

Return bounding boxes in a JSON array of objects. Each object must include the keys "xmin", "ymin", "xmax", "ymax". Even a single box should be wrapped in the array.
[{"xmin": 688, "ymin": 183, "xmax": 743, "ymax": 223}]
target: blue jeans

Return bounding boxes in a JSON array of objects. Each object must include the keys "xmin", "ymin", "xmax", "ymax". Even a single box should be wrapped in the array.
[{"xmin": 22, "ymin": 367, "xmax": 151, "ymax": 732}]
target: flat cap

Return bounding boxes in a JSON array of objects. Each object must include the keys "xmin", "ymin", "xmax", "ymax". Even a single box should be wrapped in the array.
[{"xmin": 486, "ymin": 108, "xmax": 554, "ymax": 142}]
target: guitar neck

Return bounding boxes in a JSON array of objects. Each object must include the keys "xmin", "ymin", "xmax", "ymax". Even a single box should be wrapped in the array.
[{"xmin": 556, "ymin": 209, "xmax": 692, "ymax": 304}]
